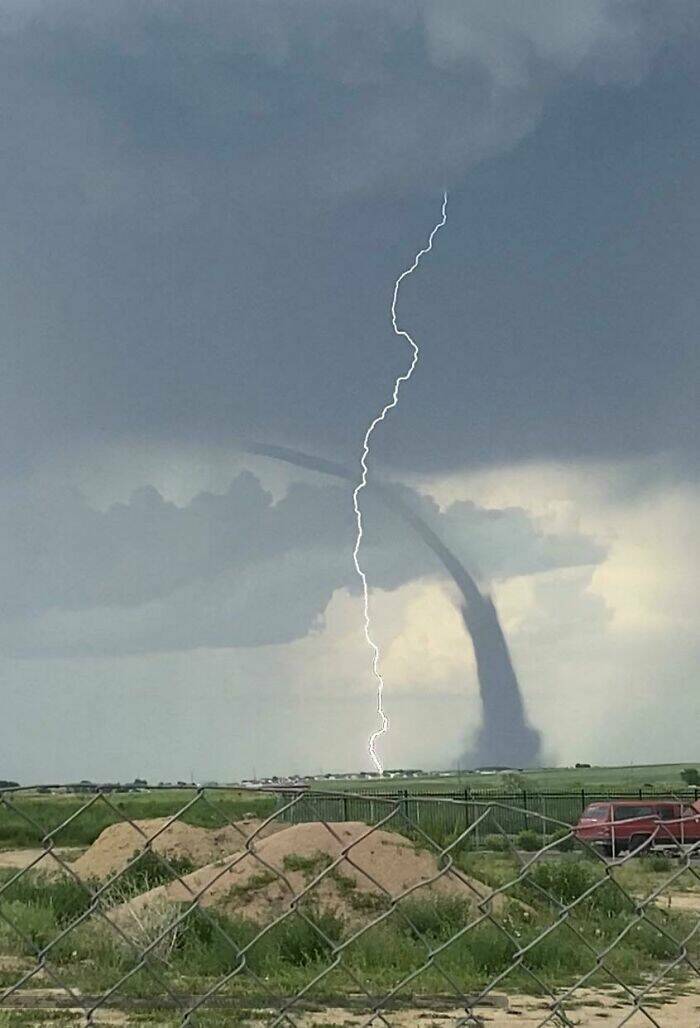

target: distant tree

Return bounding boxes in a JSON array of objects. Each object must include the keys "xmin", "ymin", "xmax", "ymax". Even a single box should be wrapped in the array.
[{"xmin": 680, "ymin": 768, "xmax": 700, "ymax": 786}]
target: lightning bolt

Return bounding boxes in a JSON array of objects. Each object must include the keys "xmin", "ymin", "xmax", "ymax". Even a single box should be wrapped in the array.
[{"xmin": 352, "ymin": 191, "xmax": 448, "ymax": 774}]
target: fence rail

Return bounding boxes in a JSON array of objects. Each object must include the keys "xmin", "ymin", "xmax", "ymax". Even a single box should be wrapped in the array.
[{"xmin": 1, "ymin": 783, "xmax": 699, "ymax": 1026}]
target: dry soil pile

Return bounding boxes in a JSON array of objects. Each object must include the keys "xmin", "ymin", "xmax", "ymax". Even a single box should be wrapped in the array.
[
  {"xmin": 72, "ymin": 817, "xmax": 280, "ymax": 880},
  {"xmin": 0, "ymin": 847, "xmax": 83, "ymax": 871},
  {"xmin": 114, "ymin": 820, "xmax": 504, "ymax": 927}
]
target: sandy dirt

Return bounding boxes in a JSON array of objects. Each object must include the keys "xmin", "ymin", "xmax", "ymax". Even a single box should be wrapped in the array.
[
  {"xmin": 70, "ymin": 817, "xmax": 282, "ymax": 880},
  {"xmin": 300, "ymin": 989, "xmax": 700, "ymax": 1026},
  {"xmin": 0, "ymin": 846, "xmax": 83, "ymax": 870},
  {"xmin": 293, "ymin": 989, "xmax": 700, "ymax": 1026},
  {"xmin": 113, "ymin": 820, "xmax": 508, "ymax": 930},
  {"xmin": 2, "ymin": 988, "xmax": 699, "ymax": 1026},
  {"xmin": 657, "ymin": 891, "xmax": 700, "ymax": 912}
]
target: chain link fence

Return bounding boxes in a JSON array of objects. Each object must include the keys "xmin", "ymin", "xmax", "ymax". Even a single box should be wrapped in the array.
[{"xmin": 1, "ymin": 784, "xmax": 699, "ymax": 1026}]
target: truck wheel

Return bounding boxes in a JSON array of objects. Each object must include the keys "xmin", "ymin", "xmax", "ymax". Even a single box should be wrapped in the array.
[{"xmin": 630, "ymin": 834, "xmax": 651, "ymax": 854}]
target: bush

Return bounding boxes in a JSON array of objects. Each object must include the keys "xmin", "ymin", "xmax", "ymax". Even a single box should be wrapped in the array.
[
  {"xmin": 648, "ymin": 855, "xmax": 672, "ymax": 873},
  {"xmin": 484, "ymin": 834, "xmax": 510, "ymax": 852},
  {"xmin": 175, "ymin": 903, "xmax": 342, "ymax": 974},
  {"xmin": 95, "ymin": 850, "xmax": 196, "ymax": 908},
  {"xmin": 266, "ymin": 907, "xmax": 341, "ymax": 966},
  {"xmin": 0, "ymin": 869, "xmax": 93, "ymax": 926},
  {"xmin": 550, "ymin": 828, "xmax": 576, "ymax": 852},
  {"xmin": 516, "ymin": 829, "xmax": 543, "ymax": 852},
  {"xmin": 0, "ymin": 900, "xmax": 57, "ymax": 954},
  {"xmin": 525, "ymin": 860, "xmax": 630, "ymax": 917},
  {"xmin": 398, "ymin": 897, "xmax": 472, "ymax": 942}
]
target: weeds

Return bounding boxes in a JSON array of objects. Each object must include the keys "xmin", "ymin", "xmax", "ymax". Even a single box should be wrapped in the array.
[
  {"xmin": 226, "ymin": 870, "xmax": 276, "ymax": 900},
  {"xmin": 0, "ymin": 844, "xmax": 697, "ymax": 1010},
  {"xmin": 282, "ymin": 852, "xmax": 332, "ymax": 875}
]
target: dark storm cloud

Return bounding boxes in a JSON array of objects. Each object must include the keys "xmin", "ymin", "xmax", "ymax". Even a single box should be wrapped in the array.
[
  {"xmin": 0, "ymin": 470, "xmax": 602, "ymax": 658},
  {"xmin": 1, "ymin": 1, "xmax": 699, "ymax": 479}
]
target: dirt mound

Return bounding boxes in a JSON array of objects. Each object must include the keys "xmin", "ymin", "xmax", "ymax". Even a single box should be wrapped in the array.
[
  {"xmin": 72, "ymin": 817, "xmax": 280, "ymax": 880},
  {"xmin": 0, "ymin": 847, "xmax": 83, "ymax": 871},
  {"xmin": 114, "ymin": 821, "xmax": 506, "ymax": 927}
]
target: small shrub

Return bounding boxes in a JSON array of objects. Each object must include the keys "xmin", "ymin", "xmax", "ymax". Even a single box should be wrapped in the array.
[
  {"xmin": 0, "ymin": 900, "xmax": 57, "ymax": 954},
  {"xmin": 516, "ymin": 829, "xmax": 543, "ymax": 852},
  {"xmin": 484, "ymin": 834, "xmax": 509, "ymax": 852},
  {"xmin": 439, "ymin": 829, "xmax": 476, "ymax": 854},
  {"xmin": 175, "ymin": 907, "xmax": 252, "ymax": 975},
  {"xmin": 627, "ymin": 918, "xmax": 679, "ymax": 959},
  {"xmin": 550, "ymin": 828, "xmax": 576, "ymax": 852},
  {"xmin": 398, "ymin": 896, "xmax": 471, "ymax": 942},
  {"xmin": 346, "ymin": 920, "xmax": 422, "ymax": 979},
  {"xmin": 648, "ymin": 855, "xmax": 672, "ymax": 873},
  {"xmin": 254, "ymin": 906, "xmax": 342, "ymax": 967},
  {"xmin": 525, "ymin": 860, "xmax": 630, "ymax": 917},
  {"xmin": 0, "ymin": 869, "xmax": 94, "ymax": 926},
  {"xmin": 96, "ymin": 850, "xmax": 196, "ymax": 911},
  {"xmin": 457, "ymin": 921, "xmax": 517, "ymax": 973},
  {"xmin": 525, "ymin": 861, "xmax": 598, "ymax": 906}
]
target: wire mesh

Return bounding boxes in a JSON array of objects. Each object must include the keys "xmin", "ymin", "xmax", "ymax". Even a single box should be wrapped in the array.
[{"xmin": 0, "ymin": 784, "xmax": 699, "ymax": 1026}]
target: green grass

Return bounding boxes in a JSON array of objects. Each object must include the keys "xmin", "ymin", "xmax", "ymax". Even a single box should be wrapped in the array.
[
  {"xmin": 309, "ymin": 762, "xmax": 700, "ymax": 793},
  {"xmin": 0, "ymin": 789, "xmax": 275, "ymax": 848},
  {"xmin": 281, "ymin": 851, "xmax": 333, "ymax": 875},
  {"xmin": 0, "ymin": 851, "xmax": 198, "ymax": 960},
  {"xmin": 3, "ymin": 768, "xmax": 697, "ymax": 853},
  {"xmin": 1, "ymin": 853, "xmax": 697, "ymax": 1008}
]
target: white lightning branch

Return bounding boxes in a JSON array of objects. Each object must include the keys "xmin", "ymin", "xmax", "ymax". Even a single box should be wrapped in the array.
[{"xmin": 352, "ymin": 191, "xmax": 448, "ymax": 774}]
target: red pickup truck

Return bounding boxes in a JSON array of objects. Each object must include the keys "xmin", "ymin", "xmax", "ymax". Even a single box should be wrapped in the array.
[{"xmin": 574, "ymin": 799, "xmax": 700, "ymax": 856}]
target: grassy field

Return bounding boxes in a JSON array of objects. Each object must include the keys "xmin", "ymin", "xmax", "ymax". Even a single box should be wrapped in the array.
[
  {"xmin": 2, "ymin": 764, "xmax": 697, "ymax": 852},
  {"xmin": 311, "ymin": 762, "xmax": 700, "ymax": 793},
  {"xmin": 0, "ymin": 789, "xmax": 276, "ymax": 849},
  {"xmin": 0, "ymin": 845, "xmax": 697, "ymax": 1016},
  {"xmin": 0, "ymin": 786, "xmax": 698, "ymax": 1023}
]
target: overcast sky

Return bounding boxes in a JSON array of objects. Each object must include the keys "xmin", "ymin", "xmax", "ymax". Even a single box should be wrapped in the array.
[{"xmin": 2, "ymin": 1, "xmax": 699, "ymax": 783}]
